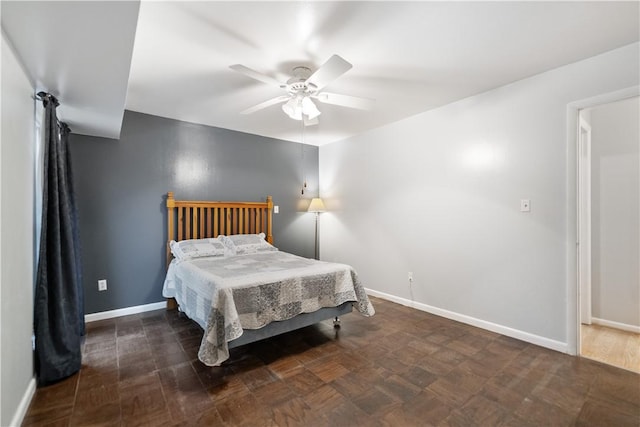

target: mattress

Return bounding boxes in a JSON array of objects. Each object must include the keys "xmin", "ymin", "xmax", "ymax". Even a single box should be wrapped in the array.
[{"xmin": 163, "ymin": 251, "xmax": 375, "ymax": 365}]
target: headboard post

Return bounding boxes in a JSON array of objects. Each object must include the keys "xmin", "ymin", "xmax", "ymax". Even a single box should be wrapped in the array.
[
  {"xmin": 166, "ymin": 192, "xmax": 176, "ymax": 266},
  {"xmin": 266, "ymin": 195, "xmax": 274, "ymax": 244}
]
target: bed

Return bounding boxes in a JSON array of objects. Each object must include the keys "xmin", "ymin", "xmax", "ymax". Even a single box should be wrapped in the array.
[{"xmin": 162, "ymin": 192, "xmax": 375, "ymax": 366}]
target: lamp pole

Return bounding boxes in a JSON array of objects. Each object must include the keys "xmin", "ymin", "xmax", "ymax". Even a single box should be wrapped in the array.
[
  {"xmin": 314, "ymin": 211, "xmax": 320, "ymax": 260},
  {"xmin": 307, "ymin": 198, "xmax": 326, "ymax": 260}
]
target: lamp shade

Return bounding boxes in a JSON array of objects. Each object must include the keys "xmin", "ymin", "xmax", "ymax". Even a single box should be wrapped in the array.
[
  {"xmin": 282, "ymin": 98, "xmax": 302, "ymax": 120},
  {"xmin": 307, "ymin": 198, "xmax": 326, "ymax": 213},
  {"xmin": 282, "ymin": 95, "xmax": 321, "ymax": 121},
  {"xmin": 301, "ymin": 97, "xmax": 321, "ymax": 119}
]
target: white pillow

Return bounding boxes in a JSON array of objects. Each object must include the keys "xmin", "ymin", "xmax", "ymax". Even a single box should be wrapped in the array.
[
  {"xmin": 170, "ymin": 238, "xmax": 227, "ymax": 260},
  {"xmin": 219, "ymin": 233, "xmax": 278, "ymax": 255}
]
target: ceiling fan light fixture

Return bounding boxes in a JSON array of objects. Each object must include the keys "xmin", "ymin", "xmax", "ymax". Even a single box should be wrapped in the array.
[
  {"xmin": 301, "ymin": 96, "xmax": 321, "ymax": 119},
  {"xmin": 282, "ymin": 97, "xmax": 302, "ymax": 120},
  {"xmin": 283, "ymin": 96, "xmax": 321, "ymax": 121}
]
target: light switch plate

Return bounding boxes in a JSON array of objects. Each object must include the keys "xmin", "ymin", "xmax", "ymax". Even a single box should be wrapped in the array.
[
  {"xmin": 274, "ymin": 206, "xmax": 279, "ymax": 214},
  {"xmin": 520, "ymin": 199, "xmax": 531, "ymax": 212}
]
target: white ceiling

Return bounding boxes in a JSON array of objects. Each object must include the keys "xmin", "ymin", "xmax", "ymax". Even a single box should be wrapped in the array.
[
  {"xmin": 1, "ymin": 1, "xmax": 140, "ymax": 139},
  {"xmin": 2, "ymin": 1, "xmax": 639, "ymax": 145}
]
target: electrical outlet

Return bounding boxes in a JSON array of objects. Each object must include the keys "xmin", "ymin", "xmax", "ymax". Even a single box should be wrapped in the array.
[
  {"xmin": 408, "ymin": 272, "xmax": 413, "ymax": 282},
  {"xmin": 98, "ymin": 279, "xmax": 107, "ymax": 291}
]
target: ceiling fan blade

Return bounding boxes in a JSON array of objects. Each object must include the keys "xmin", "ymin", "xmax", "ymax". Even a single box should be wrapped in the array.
[
  {"xmin": 230, "ymin": 64, "xmax": 284, "ymax": 88},
  {"xmin": 304, "ymin": 116, "xmax": 319, "ymax": 126},
  {"xmin": 315, "ymin": 92, "xmax": 375, "ymax": 110},
  {"xmin": 241, "ymin": 95, "xmax": 291, "ymax": 114},
  {"xmin": 306, "ymin": 55, "xmax": 352, "ymax": 91}
]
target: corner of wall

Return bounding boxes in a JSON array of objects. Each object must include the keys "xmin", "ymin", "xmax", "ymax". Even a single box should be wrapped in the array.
[
  {"xmin": 1, "ymin": 30, "xmax": 37, "ymax": 427},
  {"xmin": 8, "ymin": 377, "xmax": 36, "ymax": 427}
]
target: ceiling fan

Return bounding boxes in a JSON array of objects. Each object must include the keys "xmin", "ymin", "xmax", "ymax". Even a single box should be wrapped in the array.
[{"xmin": 230, "ymin": 54, "xmax": 375, "ymax": 126}]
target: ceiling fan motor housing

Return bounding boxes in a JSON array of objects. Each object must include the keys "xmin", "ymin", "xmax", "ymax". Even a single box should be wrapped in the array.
[{"xmin": 286, "ymin": 66, "xmax": 315, "ymax": 94}]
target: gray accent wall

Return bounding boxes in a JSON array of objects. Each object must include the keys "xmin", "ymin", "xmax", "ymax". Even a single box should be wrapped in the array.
[{"xmin": 70, "ymin": 111, "xmax": 319, "ymax": 314}]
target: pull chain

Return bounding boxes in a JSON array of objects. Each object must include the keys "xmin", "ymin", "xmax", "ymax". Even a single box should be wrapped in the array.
[{"xmin": 301, "ymin": 121, "xmax": 307, "ymax": 195}]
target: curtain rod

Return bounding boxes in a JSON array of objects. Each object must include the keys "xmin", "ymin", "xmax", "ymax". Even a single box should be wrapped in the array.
[
  {"xmin": 33, "ymin": 92, "xmax": 71, "ymax": 132},
  {"xmin": 36, "ymin": 91, "xmax": 59, "ymax": 106}
]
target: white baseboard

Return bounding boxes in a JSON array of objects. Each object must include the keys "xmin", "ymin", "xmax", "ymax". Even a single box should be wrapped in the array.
[
  {"xmin": 365, "ymin": 288, "xmax": 569, "ymax": 354},
  {"xmin": 592, "ymin": 317, "xmax": 640, "ymax": 334},
  {"xmin": 85, "ymin": 301, "xmax": 166, "ymax": 323},
  {"xmin": 10, "ymin": 376, "xmax": 36, "ymax": 427}
]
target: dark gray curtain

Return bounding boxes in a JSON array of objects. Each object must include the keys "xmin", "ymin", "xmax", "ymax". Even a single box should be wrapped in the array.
[{"xmin": 34, "ymin": 92, "xmax": 84, "ymax": 386}]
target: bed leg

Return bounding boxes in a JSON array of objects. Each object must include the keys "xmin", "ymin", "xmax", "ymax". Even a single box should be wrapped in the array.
[{"xmin": 333, "ymin": 317, "xmax": 341, "ymax": 328}]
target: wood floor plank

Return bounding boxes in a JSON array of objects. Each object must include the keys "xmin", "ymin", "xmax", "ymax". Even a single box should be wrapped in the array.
[{"xmin": 21, "ymin": 297, "xmax": 640, "ymax": 426}]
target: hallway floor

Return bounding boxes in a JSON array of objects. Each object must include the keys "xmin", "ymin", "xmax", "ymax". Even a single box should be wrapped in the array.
[{"xmin": 581, "ymin": 324, "xmax": 640, "ymax": 374}]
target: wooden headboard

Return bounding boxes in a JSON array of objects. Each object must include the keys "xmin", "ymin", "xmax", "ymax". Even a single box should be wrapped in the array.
[{"xmin": 166, "ymin": 191, "xmax": 273, "ymax": 266}]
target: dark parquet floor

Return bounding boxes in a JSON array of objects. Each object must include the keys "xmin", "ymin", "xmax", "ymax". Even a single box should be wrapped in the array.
[{"xmin": 23, "ymin": 297, "xmax": 640, "ymax": 426}]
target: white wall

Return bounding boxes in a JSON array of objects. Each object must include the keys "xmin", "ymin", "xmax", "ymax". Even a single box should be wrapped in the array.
[
  {"xmin": 590, "ymin": 96, "xmax": 640, "ymax": 328},
  {"xmin": 320, "ymin": 43, "xmax": 639, "ymax": 350},
  {"xmin": 1, "ymin": 31, "xmax": 36, "ymax": 426}
]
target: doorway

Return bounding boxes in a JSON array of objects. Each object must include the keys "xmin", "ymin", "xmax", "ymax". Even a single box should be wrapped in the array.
[{"xmin": 577, "ymin": 96, "xmax": 640, "ymax": 373}]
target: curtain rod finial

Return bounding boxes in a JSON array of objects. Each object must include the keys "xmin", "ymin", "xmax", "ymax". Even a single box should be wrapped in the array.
[{"xmin": 36, "ymin": 91, "xmax": 59, "ymax": 107}]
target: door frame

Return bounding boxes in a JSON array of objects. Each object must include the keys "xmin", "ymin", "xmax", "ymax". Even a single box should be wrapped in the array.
[
  {"xmin": 565, "ymin": 85, "xmax": 639, "ymax": 356},
  {"xmin": 577, "ymin": 114, "xmax": 592, "ymax": 333}
]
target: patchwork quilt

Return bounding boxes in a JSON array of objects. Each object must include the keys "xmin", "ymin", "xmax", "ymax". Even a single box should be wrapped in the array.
[{"xmin": 163, "ymin": 251, "xmax": 375, "ymax": 366}]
